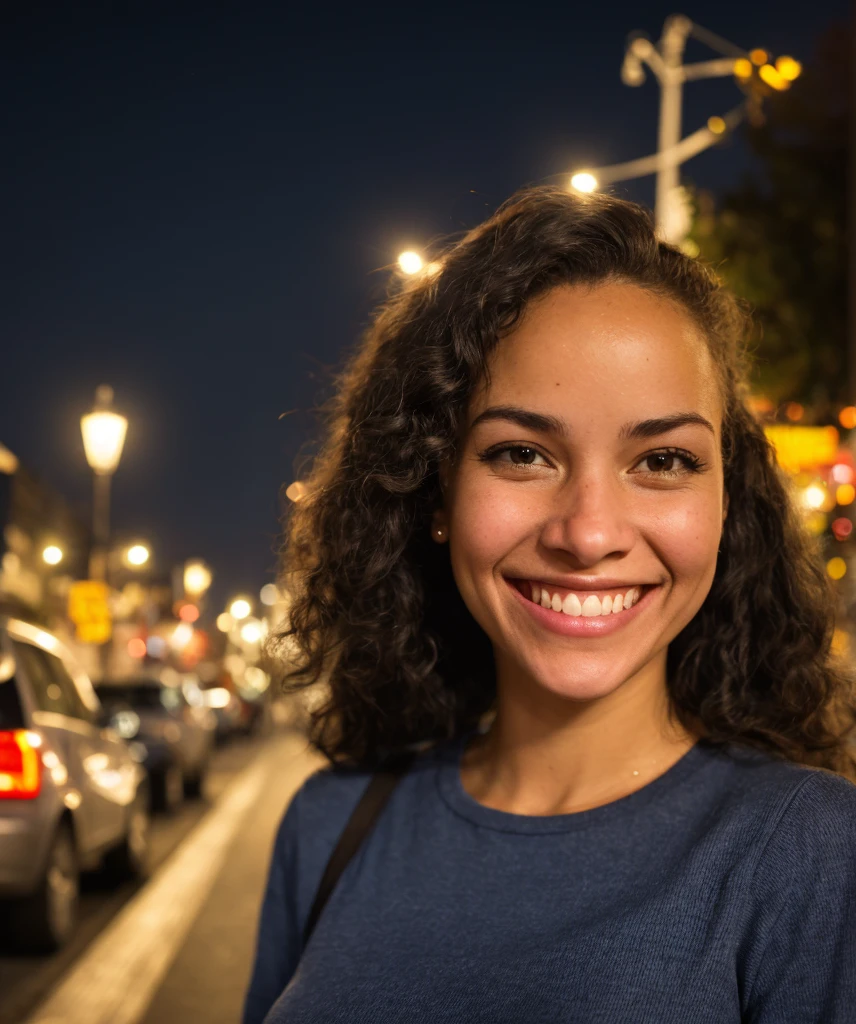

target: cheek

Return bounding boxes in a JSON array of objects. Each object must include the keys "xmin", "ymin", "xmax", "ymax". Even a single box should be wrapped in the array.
[
  {"xmin": 447, "ymin": 474, "xmax": 540, "ymax": 571},
  {"xmin": 652, "ymin": 496, "xmax": 722, "ymax": 581}
]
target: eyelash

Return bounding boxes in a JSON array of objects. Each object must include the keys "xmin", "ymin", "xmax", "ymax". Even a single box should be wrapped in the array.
[{"xmin": 477, "ymin": 444, "xmax": 707, "ymax": 479}]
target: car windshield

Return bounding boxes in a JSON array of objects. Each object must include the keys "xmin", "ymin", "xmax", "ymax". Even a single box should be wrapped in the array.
[{"xmin": 96, "ymin": 682, "xmax": 180, "ymax": 711}]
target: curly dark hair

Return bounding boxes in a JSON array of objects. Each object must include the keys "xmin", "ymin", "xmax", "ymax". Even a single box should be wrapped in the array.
[{"xmin": 274, "ymin": 184, "xmax": 856, "ymax": 779}]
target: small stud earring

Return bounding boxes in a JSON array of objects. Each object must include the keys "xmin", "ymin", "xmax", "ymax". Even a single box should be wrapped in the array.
[{"xmin": 434, "ymin": 525, "xmax": 447, "ymax": 542}]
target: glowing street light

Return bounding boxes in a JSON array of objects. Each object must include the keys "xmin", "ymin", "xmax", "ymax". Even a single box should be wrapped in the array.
[
  {"xmin": 80, "ymin": 385, "xmax": 128, "ymax": 581},
  {"xmin": 570, "ymin": 172, "xmax": 598, "ymax": 193},
  {"xmin": 125, "ymin": 543, "xmax": 150, "ymax": 567},
  {"xmin": 42, "ymin": 545, "xmax": 64, "ymax": 566},
  {"xmin": 260, "ymin": 583, "xmax": 279, "ymax": 606},
  {"xmin": 229, "ymin": 597, "xmax": 252, "ymax": 621},
  {"xmin": 216, "ymin": 612, "xmax": 234, "ymax": 633},
  {"xmin": 398, "ymin": 251, "xmax": 424, "ymax": 275},
  {"xmin": 240, "ymin": 619, "xmax": 263, "ymax": 644},
  {"xmin": 184, "ymin": 560, "xmax": 213, "ymax": 597}
]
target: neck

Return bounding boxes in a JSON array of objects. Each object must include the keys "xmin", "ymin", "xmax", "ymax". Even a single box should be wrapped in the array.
[{"xmin": 460, "ymin": 656, "xmax": 703, "ymax": 816}]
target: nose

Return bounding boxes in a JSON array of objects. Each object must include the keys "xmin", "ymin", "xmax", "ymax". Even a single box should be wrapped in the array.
[{"xmin": 538, "ymin": 466, "xmax": 636, "ymax": 566}]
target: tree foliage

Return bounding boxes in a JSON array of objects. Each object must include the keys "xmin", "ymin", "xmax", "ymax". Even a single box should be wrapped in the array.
[{"xmin": 692, "ymin": 25, "xmax": 848, "ymax": 412}]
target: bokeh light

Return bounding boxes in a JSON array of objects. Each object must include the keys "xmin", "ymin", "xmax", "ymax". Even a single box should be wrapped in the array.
[
  {"xmin": 398, "ymin": 251, "xmax": 424, "ymax": 275},
  {"xmin": 127, "ymin": 637, "xmax": 147, "ymax": 659},
  {"xmin": 827, "ymin": 557, "xmax": 847, "ymax": 581},
  {"xmin": 126, "ymin": 544, "xmax": 150, "ymax": 567},
  {"xmin": 836, "ymin": 484, "xmax": 856, "ymax": 507},
  {"xmin": 42, "ymin": 545, "xmax": 63, "ymax": 566},
  {"xmin": 839, "ymin": 407, "xmax": 856, "ymax": 430},
  {"xmin": 832, "ymin": 518, "xmax": 853, "ymax": 541}
]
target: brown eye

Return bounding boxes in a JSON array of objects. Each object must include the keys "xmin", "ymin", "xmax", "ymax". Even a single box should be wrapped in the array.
[
  {"xmin": 646, "ymin": 453, "xmax": 676, "ymax": 473},
  {"xmin": 509, "ymin": 447, "xmax": 539, "ymax": 465}
]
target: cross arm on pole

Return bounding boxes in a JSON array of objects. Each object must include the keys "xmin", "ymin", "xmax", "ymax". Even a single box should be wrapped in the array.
[{"xmin": 681, "ymin": 57, "xmax": 741, "ymax": 82}]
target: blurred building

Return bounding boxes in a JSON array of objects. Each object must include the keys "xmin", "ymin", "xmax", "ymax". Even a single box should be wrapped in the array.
[{"xmin": 0, "ymin": 442, "xmax": 89, "ymax": 622}]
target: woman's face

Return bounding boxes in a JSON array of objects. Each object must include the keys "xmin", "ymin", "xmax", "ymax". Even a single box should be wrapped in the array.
[{"xmin": 441, "ymin": 280, "xmax": 727, "ymax": 704}]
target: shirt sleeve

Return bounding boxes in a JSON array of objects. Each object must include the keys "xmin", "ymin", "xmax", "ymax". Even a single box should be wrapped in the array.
[
  {"xmin": 241, "ymin": 787, "xmax": 304, "ymax": 1024},
  {"xmin": 742, "ymin": 770, "xmax": 856, "ymax": 1023}
]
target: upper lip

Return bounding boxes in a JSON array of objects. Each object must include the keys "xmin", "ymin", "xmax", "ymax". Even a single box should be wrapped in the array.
[{"xmin": 507, "ymin": 575, "xmax": 659, "ymax": 592}]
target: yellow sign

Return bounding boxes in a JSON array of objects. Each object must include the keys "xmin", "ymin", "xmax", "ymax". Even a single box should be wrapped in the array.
[
  {"xmin": 68, "ymin": 580, "xmax": 112, "ymax": 645},
  {"xmin": 764, "ymin": 426, "xmax": 840, "ymax": 474}
]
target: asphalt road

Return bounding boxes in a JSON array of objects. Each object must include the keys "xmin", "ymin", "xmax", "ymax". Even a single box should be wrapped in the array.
[{"xmin": 0, "ymin": 727, "xmax": 322, "ymax": 1024}]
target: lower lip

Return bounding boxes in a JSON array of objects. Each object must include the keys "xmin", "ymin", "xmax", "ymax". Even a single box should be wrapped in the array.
[{"xmin": 505, "ymin": 579, "xmax": 660, "ymax": 638}]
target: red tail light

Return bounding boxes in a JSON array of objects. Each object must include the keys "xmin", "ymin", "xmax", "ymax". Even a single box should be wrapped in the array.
[{"xmin": 0, "ymin": 730, "xmax": 42, "ymax": 799}]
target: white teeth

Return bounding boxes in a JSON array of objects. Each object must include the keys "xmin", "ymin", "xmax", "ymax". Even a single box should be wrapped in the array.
[{"xmin": 528, "ymin": 583, "xmax": 646, "ymax": 617}]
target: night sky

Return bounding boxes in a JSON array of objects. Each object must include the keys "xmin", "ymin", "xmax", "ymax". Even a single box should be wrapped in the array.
[{"xmin": 1, "ymin": 0, "xmax": 848, "ymax": 615}]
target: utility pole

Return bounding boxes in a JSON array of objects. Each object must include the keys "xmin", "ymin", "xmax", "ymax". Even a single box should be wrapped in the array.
[{"xmin": 570, "ymin": 16, "xmax": 799, "ymax": 246}]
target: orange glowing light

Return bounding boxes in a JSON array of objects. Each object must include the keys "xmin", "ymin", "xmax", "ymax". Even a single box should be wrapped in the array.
[
  {"xmin": 836, "ymin": 484, "xmax": 856, "ymax": 506},
  {"xmin": 839, "ymin": 407, "xmax": 856, "ymax": 429},
  {"xmin": 784, "ymin": 402, "xmax": 804, "ymax": 422},
  {"xmin": 179, "ymin": 603, "xmax": 200, "ymax": 623},
  {"xmin": 127, "ymin": 638, "xmax": 147, "ymax": 659}
]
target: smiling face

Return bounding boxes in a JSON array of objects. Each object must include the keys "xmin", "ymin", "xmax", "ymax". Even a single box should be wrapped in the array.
[{"xmin": 439, "ymin": 280, "xmax": 727, "ymax": 709}]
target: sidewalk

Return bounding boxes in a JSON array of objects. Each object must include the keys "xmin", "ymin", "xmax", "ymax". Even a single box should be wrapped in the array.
[{"xmin": 138, "ymin": 730, "xmax": 322, "ymax": 1024}]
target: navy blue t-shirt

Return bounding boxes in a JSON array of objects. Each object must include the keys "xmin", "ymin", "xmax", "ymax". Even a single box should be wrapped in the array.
[{"xmin": 243, "ymin": 736, "xmax": 856, "ymax": 1023}]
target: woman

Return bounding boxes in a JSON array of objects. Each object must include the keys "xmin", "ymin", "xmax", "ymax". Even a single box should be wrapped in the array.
[{"xmin": 244, "ymin": 186, "xmax": 856, "ymax": 1023}]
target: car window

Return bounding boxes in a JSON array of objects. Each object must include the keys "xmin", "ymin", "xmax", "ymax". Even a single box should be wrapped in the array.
[
  {"xmin": 0, "ymin": 652, "xmax": 25, "ymax": 729},
  {"xmin": 12, "ymin": 641, "xmax": 76, "ymax": 717},
  {"xmin": 43, "ymin": 650, "xmax": 94, "ymax": 723}
]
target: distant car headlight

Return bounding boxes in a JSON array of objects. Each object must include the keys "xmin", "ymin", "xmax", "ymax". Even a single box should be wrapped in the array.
[{"xmin": 111, "ymin": 709, "xmax": 141, "ymax": 739}]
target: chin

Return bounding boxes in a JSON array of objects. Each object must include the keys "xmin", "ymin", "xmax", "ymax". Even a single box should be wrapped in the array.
[{"xmin": 508, "ymin": 648, "xmax": 648, "ymax": 704}]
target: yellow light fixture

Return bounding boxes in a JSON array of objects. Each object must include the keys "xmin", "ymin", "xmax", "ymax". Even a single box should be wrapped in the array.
[
  {"xmin": 80, "ymin": 387, "xmax": 128, "ymax": 475},
  {"xmin": 42, "ymin": 545, "xmax": 64, "ymax": 566},
  {"xmin": 126, "ymin": 544, "xmax": 150, "ymax": 567},
  {"xmin": 775, "ymin": 56, "xmax": 802, "ymax": 82},
  {"xmin": 397, "ymin": 251, "xmax": 424, "ymax": 275},
  {"xmin": 570, "ymin": 172, "xmax": 598, "ymax": 194},
  {"xmin": 184, "ymin": 560, "xmax": 212, "ymax": 597},
  {"xmin": 707, "ymin": 116, "xmax": 726, "ymax": 135},
  {"xmin": 758, "ymin": 64, "xmax": 789, "ymax": 91},
  {"xmin": 827, "ymin": 557, "xmax": 847, "ymax": 581},
  {"xmin": 733, "ymin": 58, "xmax": 752, "ymax": 79},
  {"xmin": 229, "ymin": 597, "xmax": 251, "ymax": 621}
]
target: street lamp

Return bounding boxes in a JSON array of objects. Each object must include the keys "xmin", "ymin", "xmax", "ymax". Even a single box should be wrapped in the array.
[
  {"xmin": 569, "ymin": 16, "xmax": 801, "ymax": 245},
  {"xmin": 229, "ymin": 597, "xmax": 252, "ymax": 621},
  {"xmin": 125, "ymin": 543, "xmax": 150, "ymax": 568},
  {"xmin": 80, "ymin": 386, "xmax": 128, "ymax": 581},
  {"xmin": 184, "ymin": 560, "xmax": 213, "ymax": 598},
  {"xmin": 42, "ymin": 545, "xmax": 64, "ymax": 566}
]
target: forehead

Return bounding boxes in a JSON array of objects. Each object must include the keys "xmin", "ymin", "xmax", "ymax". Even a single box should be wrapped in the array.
[{"xmin": 475, "ymin": 281, "xmax": 722, "ymax": 429}]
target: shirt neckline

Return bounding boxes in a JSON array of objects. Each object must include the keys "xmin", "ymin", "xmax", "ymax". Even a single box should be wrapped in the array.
[{"xmin": 435, "ymin": 731, "xmax": 713, "ymax": 834}]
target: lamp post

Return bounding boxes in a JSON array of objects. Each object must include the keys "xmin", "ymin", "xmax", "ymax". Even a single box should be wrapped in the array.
[
  {"xmin": 569, "ymin": 16, "xmax": 800, "ymax": 245},
  {"xmin": 80, "ymin": 385, "xmax": 128, "ymax": 582}
]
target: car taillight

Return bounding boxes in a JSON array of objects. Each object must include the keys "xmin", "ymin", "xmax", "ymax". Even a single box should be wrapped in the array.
[{"xmin": 0, "ymin": 730, "xmax": 42, "ymax": 799}]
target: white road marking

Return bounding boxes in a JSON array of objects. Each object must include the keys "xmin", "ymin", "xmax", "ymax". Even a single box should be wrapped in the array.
[{"xmin": 25, "ymin": 738, "xmax": 311, "ymax": 1024}]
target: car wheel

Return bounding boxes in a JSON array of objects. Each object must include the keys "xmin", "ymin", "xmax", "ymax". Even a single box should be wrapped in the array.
[
  {"xmin": 102, "ymin": 787, "xmax": 151, "ymax": 882},
  {"xmin": 11, "ymin": 821, "xmax": 79, "ymax": 953},
  {"xmin": 154, "ymin": 762, "xmax": 184, "ymax": 813}
]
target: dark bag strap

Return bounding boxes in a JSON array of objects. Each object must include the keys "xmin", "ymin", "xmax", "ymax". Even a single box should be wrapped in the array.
[{"xmin": 302, "ymin": 752, "xmax": 416, "ymax": 948}]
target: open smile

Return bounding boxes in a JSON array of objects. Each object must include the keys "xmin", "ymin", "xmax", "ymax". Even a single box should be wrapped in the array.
[{"xmin": 505, "ymin": 578, "xmax": 661, "ymax": 637}]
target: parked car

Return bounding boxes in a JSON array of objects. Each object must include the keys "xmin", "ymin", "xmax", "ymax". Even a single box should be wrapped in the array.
[
  {"xmin": 95, "ymin": 676, "xmax": 215, "ymax": 813},
  {"xmin": 0, "ymin": 616, "xmax": 150, "ymax": 953}
]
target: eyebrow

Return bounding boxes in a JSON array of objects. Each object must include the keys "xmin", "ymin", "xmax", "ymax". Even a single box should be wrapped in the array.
[{"xmin": 469, "ymin": 405, "xmax": 716, "ymax": 440}]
